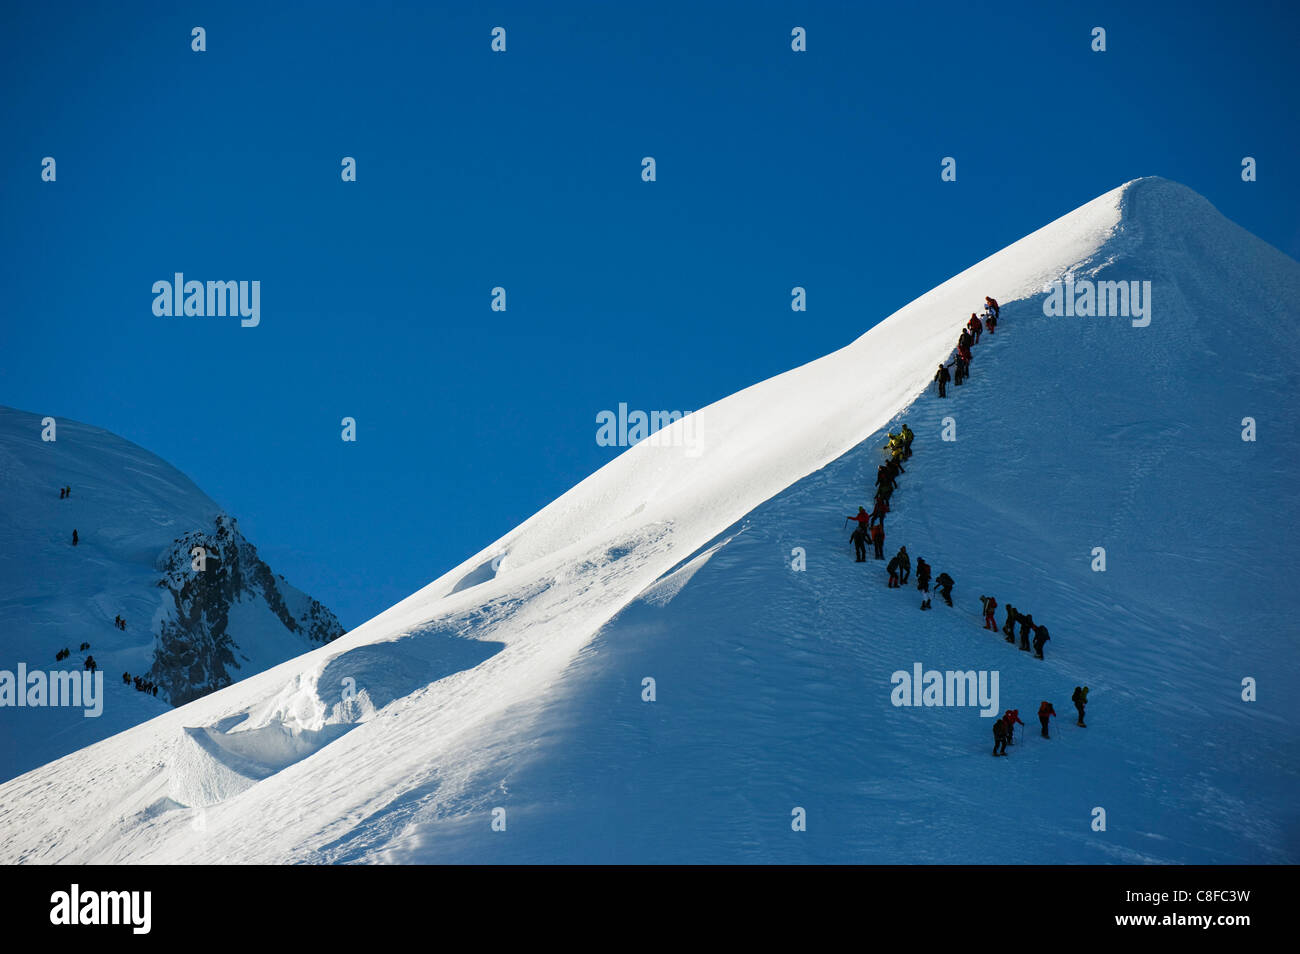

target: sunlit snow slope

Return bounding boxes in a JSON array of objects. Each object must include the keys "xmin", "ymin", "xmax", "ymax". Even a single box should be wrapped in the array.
[{"xmin": 1, "ymin": 177, "xmax": 1296, "ymax": 864}]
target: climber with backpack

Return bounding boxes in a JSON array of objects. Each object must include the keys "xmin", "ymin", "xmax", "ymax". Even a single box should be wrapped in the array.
[
  {"xmin": 886, "ymin": 554, "xmax": 901, "ymax": 588},
  {"xmin": 871, "ymin": 522, "xmax": 886, "ymax": 560},
  {"xmin": 935, "ymin": 572, "xmax": 954, "ymax": 606},
  {"xmin": 934, "ymin": 363, "xmax": 951, "ymax": 398},
  {"xmin": 850, "ymin": 523, "xmax": 868, "ymax": 562},
  {"xmin": 992, "ymin": 718, "xmax": 1008, "ymax": 757},
  {"xmin": 1032, "ymin": 624, "xmax": 1050, "ymax": 659},
  {"xmin": 980, "ymin": 595, "xmax": 998, "ymax": 630},
  {"xmin": 895, "ymin": 546, "xmax": 910, "ymax": 584},
  {"xmin": 1002, "ymin": 604, "xmax": 1018, "ymax": 641},
  {"xmin": 1018, "ymin": 612, "xmax": 1035, "ymax": 651},
  {"xmin": 967, "ymin": 312, "xmax": 983, "ymax": 344},
  {"xmin": 1072, "ymin": 686, "xmax": 1089, "ymax": 726},
  {"xmin": 1038, "ymin": 700, "xmax": 1056, "ymax": 738}
]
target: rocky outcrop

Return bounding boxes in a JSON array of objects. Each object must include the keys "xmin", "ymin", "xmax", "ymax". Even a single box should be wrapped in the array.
[{"xmin": 151, "ymin": 515, "xmax": 344, "ymax": 705}]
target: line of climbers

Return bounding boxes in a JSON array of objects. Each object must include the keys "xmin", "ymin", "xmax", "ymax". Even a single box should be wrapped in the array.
[
  {"xmin": 934, "ymin": 296, "xmax": 998, "ymax": 397},
  {"xmin": 848, "ymin": 293, "xmax": 1093, "ymax": 756},
  {"xmin": 122, "ymin": 672, "xmax": 159, "ymax": 696},
  {"xmin": 54, "ymin": 483, "xmax": 154, "ymax": 697},
  {"xmin": 992, "ymin": 688, "xmax": 1089, "ymax": 756},
  {"xmin": 973, "ymin": 598, "xmax": 1052, "ymax": 659},
  {"xmin": 846, "ymin": 423, "xmax": 957, "ymax": 611}
]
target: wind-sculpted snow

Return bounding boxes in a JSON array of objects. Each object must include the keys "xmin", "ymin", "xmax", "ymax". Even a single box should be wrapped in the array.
[{"xmin": 1, "ymin": 178, "xmax": 1296, "ymax": 864}]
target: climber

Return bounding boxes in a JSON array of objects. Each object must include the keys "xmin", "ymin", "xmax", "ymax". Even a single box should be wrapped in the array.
[
  {"xmin": 992, "ymin": 718, "xmax": 1008, "ymax": 757},
  {"xmin": 83, "ymin": 655, "xmax": 96, "ymax": 673},
  {"xmin": 1032, "ymin": 624, "xmax": 1050, "ymax": 659},
  {"xmin": 1038, "ymin": 700, "xmax": 1056, "ymax": 738},
  {"xmin": 114, "ymin": 615, "xmax": 121, "ymax": 629},
  {"xmin": 122, "ymin": 672, "xmax": 130, "ymax": 685},
  {"xmin": 72, "ymin": 529, "xmax": 78, "ymax": 546},
  {"xmin": 848, "ymin": 506, "xmax": 871, "ymax": 529},
  {"xmin": 1072, "ymin": 686, "xmax": 1089, "ymax": 726},
  {"xmin": 1002, "ymin": 604, "xmax": 1018, "ymax": 641},
  {"xmin": 935, "ymin": 572, "xmax": 954, "ymax": 606},
  {"xmin": 900, "ymin": 423, "xmax": 914, "ymax": 458},
  {"xmin": 980, "ymin": 595, "xmax": 998, "ymax": 630},
  {"xmin": 985, "ymin": 296, "xmax": 1000, "ymax": 321},
  {"xmin": 1003, "ymin": 708, "xmax": 1024, "ymax": 745},
  {"xmin": 915, "ymin": 558, "xmax": 931, "ymax": 593},
  {"xmin": 850, "ymin": 523, "xmax": 868, "ymax": 562},
  {"xmin": 895, "ymin": 546, "xmax": 910, "ymax": 584},
  {"xmin": 934, "ymin": 363, "xmax": 950, "ymax": 398},
  {"xmin": 871, "ymin": 522, "xmax": 886, "ymax": 560},
  {"xmin": 1018, "ymin": 612, "xmax": 1035, "ymax": 651},
  {"xmin": 876, "ymin": 464, "xmax": 891, "ymax": 490},
  {"xmin": 886, "ymin": 554, "xmax": 901, "ymax": 587},
  {"xmin": 967, "ymin": 312, "xmax": 983, "ymax": 344},
  {"xmin": 59, "ymin": 487, "xmax": 66, "ymax": 499},
  {"xmin": 869, "ymin": 495, "xmax": 889, "ymax": 527}
]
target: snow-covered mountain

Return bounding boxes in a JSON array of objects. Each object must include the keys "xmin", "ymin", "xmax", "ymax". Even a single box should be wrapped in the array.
[
  {"xmin": 1, "ymin": 177, "xmax": 1296, "ymax": 864},
  {"xmin": 0, "ymin": 407, "xmax": 344, "ymax": 782}
]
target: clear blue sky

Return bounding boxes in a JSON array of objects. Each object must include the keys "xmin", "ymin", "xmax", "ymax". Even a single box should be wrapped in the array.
[{"xmin": 2, "ymin": 0, "xmax": 1297, "ymax": 629}]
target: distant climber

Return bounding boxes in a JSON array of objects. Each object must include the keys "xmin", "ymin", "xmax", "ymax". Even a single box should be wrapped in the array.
[
  {"xmin": 992, "ymin": 718, "xmax": 1008, "ymax": 757},
  {"xmin": 935, "ymin": 572, "xmax": 954, "ymax": 606},
  {"xmin": 59, "ymin": 487, "xmax": 66, "ymax": 499},
  {"xmin": 1072, "ymin": 686, "xmax": 1089, "ymax": 726},
  {"xmin": 967, "ymin": 312, "xmax": 983, "ymax": 344},
  {"xmin": 876, "ymin": 464, "xmax": 891, "ymax": 490},
  {"xmin": 915, "ymin": 558, "xmax": 931, "ymax": 593},
  {"xmin": 1032, "ymin": 624, "xmax": 1050, "ymax": 659},
  {"xmin": 1038, "ymin": 700, "xmax": 1056, "ymax": 738},
  {"xmin": 79, "ymin": 641, "xmax": 90, "ymax": 651},
  {"xmin": 886, "ymin": 554, "xmax": 901, "ymax": 587},
  {"xmin": 114, "ymin": 615, "xmax": 122, "ymax": 629},
  {"xmin": 985, "ymin": 296, "xmax": 1000, "ymax": 321},
  {"xmin": 896, "ymin": 546, "xmax": 910, "ymax": 584},
  {"xmin": 980, "ymin": 595, "xmax": 998, "ymax": 630},
  {"xmin": 122, "ymin": 671, "xmax": 131, "ymax": 685},
  {"xmin": 72, "ymin": 529, "xmax": 78, "ymax": 546},
  {"xmin": 850, "ymin": 524, "xmax": 868, "ymax": 562},
  {"xmin": 849, "ymin": 506, "xmax": 871, "ymax": 529},
  {"xmin": 934, "ymin": 363, "xmax": 950, "ymax": 398},
  {"xmin": 871, "ymin": 523, "xmax": 886, "ymax": 560},
  {"xmin": 951, "ymin": 357, "xmax": 966, "ymax": 387},
  {"xmin": 1018, "ymin": 612, "xmax": 1035, "ymax": 651},
  {"xmin": 83, "ymin": 655, "xmax": 96, "ymax": 673},
  {"xmin": 900, "ymin": 423, "xmax": 915, "ymax": 458}
]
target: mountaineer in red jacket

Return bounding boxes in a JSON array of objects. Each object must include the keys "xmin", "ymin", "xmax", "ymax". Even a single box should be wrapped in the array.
[
  {"xmin": 967, "ymin": 312, "xmax": 983, "ymax": 344},
  {"xmin": 1003, "ymin": 709, "xmax": 1024, "ymax": 745},
  {"xmin": 870, "ymin": 522, "xmax": 886, "ymax": 560},
  {"xmin": 980, "ymin": 595, "xmax": 998, "ymax": 630},
  {"xmin": 1038, "ymin": 701, "xmax": 1057, "ymax": 738}
]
